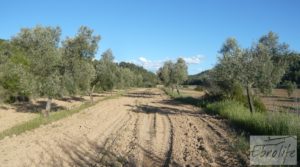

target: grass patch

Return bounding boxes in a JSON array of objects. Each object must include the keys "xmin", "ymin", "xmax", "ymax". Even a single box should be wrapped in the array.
[
  {"xmin": 206, "ymin": 100, "xmax": 300, "ymax": 136},
  {"xmin": 0, "ymin": 91, "xmax": 124, "ymax": 140},
  {"xmin": 206, "ymin": 100, "xmax": 300, "ymax": 163}
]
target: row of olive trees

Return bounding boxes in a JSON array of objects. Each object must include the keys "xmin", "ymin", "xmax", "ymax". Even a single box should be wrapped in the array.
[
  {"xmin": 0, "ymin": 25, "xmax": 157, "ymax": 117},
  {"xmin": 211, "ymin": 32, "xmax": 290, "ymax": 112},
  {"xmin": 157, "ymin": 58, "xmax": 188, "ymax": 94}
]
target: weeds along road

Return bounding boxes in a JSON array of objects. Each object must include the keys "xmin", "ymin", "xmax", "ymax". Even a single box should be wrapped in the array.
[{"xmin": 0, "ymin": 88, "xmax": 247, "ymax": 167}]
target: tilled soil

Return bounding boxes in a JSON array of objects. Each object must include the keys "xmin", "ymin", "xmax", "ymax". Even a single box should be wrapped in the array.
[{"xmin": 0, "ymin": 88, "xmax": 248, "ymax": 167}]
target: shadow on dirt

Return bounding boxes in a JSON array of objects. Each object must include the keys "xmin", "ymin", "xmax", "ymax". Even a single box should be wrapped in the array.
[
  {"xmin": 58, "ymin": 96, "xmax": 86, "ymax": 102},
  {"xmin": 32, "ymin": 133, "xmax": 180, "ymax": 167},
  {"xmin": 14, "ymin": 101, "xmax": 66, "ymax": 113},
  {"xmin": 123, "ymin": 92, "xmax": 162, "ymax": 99}
]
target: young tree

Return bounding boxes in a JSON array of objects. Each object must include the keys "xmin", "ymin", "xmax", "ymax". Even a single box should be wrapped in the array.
[
  {"xmin": 157, "ymin": 61, "xmax": 174, "ymax": 88},
  {"xmin": 12, "ymin": 26, "xmax": 62, "ymax": 117},
  {"xmin": 173, "ymin": 58, "xmax": 188, "ymax": 94},
  {"xmin": 158, "ymin": 58, "xmax": 188, "ymax": 94},
  {"xmin": 284, "ymin": 81, "xmax": 297, "ymax": 97}
]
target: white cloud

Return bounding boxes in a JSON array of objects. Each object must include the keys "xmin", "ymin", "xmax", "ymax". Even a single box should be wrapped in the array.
[
  {"xmin": 138, "ymin": 57, "xmax": 149, "ymax": 63},
  {"xmin": 124, "ymin": 54, "xmax": 205, "ymax": 72},
  {"xmin": 137, "ymin": 57, "xmax": 163, "ymax": 70},
  {"xmin": 182, "ymin": 55, "xmax": 204, "ymax": 65}
]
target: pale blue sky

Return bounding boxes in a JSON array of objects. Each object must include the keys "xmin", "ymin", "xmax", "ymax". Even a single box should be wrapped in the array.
[{"xmin": 1, "ymin": 0, "xmax": 300, "ymax": 74}]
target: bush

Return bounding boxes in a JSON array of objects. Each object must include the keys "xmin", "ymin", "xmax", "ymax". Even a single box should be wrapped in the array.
[
  {"xmin": 213, "ymin": 82, "xmax": 267, "ymax": 112},
  {"xmin": 252, "ymin": 96, "xmax": 267, "ymax": 112},
  {"xmin": 284, "ymin": 81, "xmax": 297, "ymax": 97}
]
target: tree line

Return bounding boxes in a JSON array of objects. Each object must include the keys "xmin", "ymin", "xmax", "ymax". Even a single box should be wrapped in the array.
[{"xmin": 0, "ymin": 25, "xmax": 158, "ymax": 116}]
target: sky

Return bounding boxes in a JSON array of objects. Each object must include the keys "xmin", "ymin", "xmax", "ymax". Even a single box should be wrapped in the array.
[{"xmin": 1, "ymin": 0, "xmax": 300, "ymax": 75}]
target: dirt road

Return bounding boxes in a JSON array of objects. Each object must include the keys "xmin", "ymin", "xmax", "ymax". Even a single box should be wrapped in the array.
[{"xmin": 0, "ymin": 88, "xmax": 247, "ymax": 167}]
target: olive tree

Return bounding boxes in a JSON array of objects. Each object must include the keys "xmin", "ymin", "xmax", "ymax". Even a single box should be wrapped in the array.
[
  {"xmin": 157, "ymin": 61, "xmax": 174, "ymax": 88},
  {"xmin": 157, "ymin": 58, "xmax": 188, "ymax": 94},
  {"xmin": 12, "ymin": 26, "xmax": 62, "ymax": 117},
  {"xmin": 94, "ymin": 49, "xmax": 118, "ymax": 92},
  {"xmin": 62, "ymin": 26, "xmax": 100, "ymax": 101},
  {"xmin": 213, "ymin": 32, "xmax": 287, "ymax": 113},
  {"xmin": 173, "ymin": 58, "xmax": 188, "ymax": 94}
]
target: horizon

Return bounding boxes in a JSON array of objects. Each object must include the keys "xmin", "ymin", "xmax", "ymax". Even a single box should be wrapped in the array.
[{"xmin": 1, "ymin": 0, "xmax": 300, "ymax": 75}]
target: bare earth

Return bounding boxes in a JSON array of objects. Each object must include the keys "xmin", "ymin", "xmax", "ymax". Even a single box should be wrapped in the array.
[
  {"xmin": 0, "ymin": 92, "xmax": 113, "ymax": 133},
  {"xmin": 0, "ymin": 88, "xmax": 247, "ymax": 167},
  {"xmin": 260, "ymin": 89, "xmax": 300, "ymax": 113}
]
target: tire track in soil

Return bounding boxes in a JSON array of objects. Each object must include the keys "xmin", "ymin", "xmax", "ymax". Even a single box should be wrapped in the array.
[
  {"xmin": 96, "ymin": 112, "xmax": 133, "ymax": 166},
  {"xmin": 163, "ymin": 114, "xmax": 174, "ymax": 167},
  {"xmin": 197, "ymin": 116, "xmax": 248, "ymax": 166},
  {"xmin": 130, "ymin": 98, "xmax": 172, "ymax": 167}
]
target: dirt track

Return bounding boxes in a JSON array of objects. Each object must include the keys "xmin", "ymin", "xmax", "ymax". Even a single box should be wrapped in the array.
[{"xmin": 0, "ymin": 88, "xmax": 247, "ymax": 167}]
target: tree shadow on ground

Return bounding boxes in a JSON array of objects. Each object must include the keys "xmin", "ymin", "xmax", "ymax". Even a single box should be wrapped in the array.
[
  {"xmin": 31, "ymin": 133, "xmax": 180, "ymax": 167},
  {"xmin": 58, "ymin": 96, "xmax": 86, "ymax": 102},
  {"xmin": 123, "ymin": 92, "xmax": 161, "ymax": 99},
  {"xmin": 127, "ymin": 103, "xmax": 200, "ymax": 117},
  {"xmin": 14, "ymin": 101, "xmax": 66, "ymax": 113}
]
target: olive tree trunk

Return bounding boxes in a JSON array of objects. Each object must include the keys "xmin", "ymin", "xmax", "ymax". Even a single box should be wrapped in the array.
[
  {"xmin": 89, "ymin": 85, "xmax": 95, "ymax": 103},
  {"xmin": 246, "ymin": 85, "xmax": 255, "ymax": 113},
  {"xmin": 42, "ymin": 97, "xmax": 52, "ymax": 117},
  {"xmin": 176, "ymin": 84, "xmax": 181, "ymax": 95}
]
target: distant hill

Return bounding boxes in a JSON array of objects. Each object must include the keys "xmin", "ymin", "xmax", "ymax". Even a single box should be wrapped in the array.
[
  {"xmin": 118, "ymin": 62, "xmax": 158, "ymax": 87},
  {"xmin": 185, "ymin": 70, "xmax": 210, "ymax": 85}
]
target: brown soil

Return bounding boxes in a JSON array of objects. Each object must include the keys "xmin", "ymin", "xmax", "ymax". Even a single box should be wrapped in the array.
[
  {"xmin": 0, "ymin": 88, "xmax": 248, "ymax": 167},
  {"xmin": 260, "ymin": 89, "xmax": 300, "ymax": 113},
  {"xmin": 0, "ymin": 92, "xmax": 114, "ymax": 133}
]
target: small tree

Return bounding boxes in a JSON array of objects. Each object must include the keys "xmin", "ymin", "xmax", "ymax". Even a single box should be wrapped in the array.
[
  {"xmin": 173, "ymin": 58, "xmax": 188, "ymax": 95},
  {"xmin": 157, "ymin": 58, "xmax": 188, "ymax": 94},
  {"xmin": 284, "ymin": 81, "xmax": 297, "ymax": 97},
  {"xmin": 157, "ymin": 61, "xmax": 173, "ymax": 88}
]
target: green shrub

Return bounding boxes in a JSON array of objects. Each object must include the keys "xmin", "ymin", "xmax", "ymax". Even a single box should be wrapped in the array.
[
  {"xmin": 252, "ymin": 96, "xmax": 267, "ymax": 112},
  {"xmin": 284, "ymin": 81, "xmax": 297, "ymax": 97}
]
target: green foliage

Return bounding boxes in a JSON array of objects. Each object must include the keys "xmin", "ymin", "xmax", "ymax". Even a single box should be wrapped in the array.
[
  {"xmin": 12, "ymin": 26, "xmax": 62, "ymax": 99},
  {"xmin": 93, "ymin": 49, "xmax": 118, "ymax": 91},
  {"xmin": 185, "ymin": 70, "xmax": 210, "ymax": 85},
  {"xmin": 118, "ymin": 62, "xmax": 158, "ymax": 87},
  {"xmin": 281, "ymin": 53, "xmax": 300, "ymax": 85},
  {"xmin": 210, "ymin": 32, "xmax": 288, "ymax": 112},
  {"xmin": 62, "ymin": 26, "xmax": 100, "ymax": 95},
  {"xmin": 283, "ymin": 81, "xmax": 297, "ymax": 97},
  {"xmin": 252, "ymin": 96, "xmax": 267, "ymax": 113},
  {"xmin": 0, "ymin": 25, "xmax": 158, "ymax": 115},
  {"xmin": 157, "ymin": 58, "xmax": 188, "ymax": 91},
  {"xmin": 157, "ymin": 61, "xmax": 174, "ymax": 86}
]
